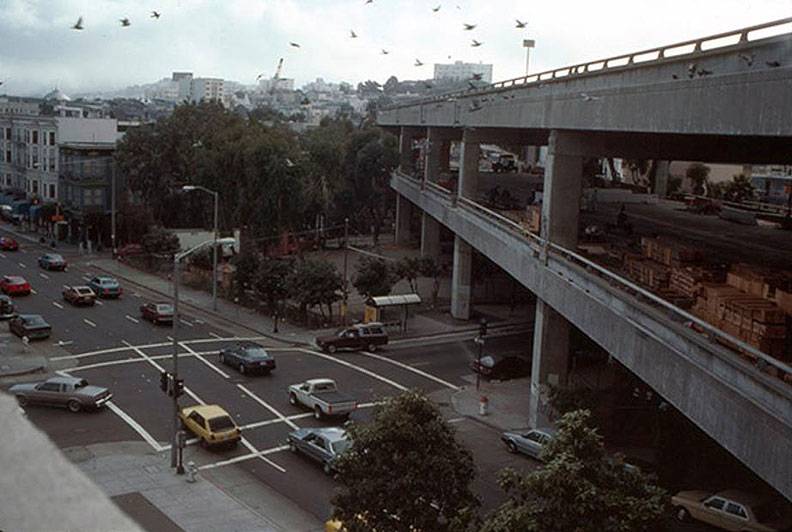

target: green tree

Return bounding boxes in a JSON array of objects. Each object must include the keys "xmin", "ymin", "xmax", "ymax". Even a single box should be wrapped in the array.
[
  {"xmin": 287, "ymin": 259, "xmax": 343, "ymax": 320},
  {"xmin": 722, "ymin": 174, "xmax": 755, "ymax": 202},
  {"xmin": 394, "ymin": 256, "xmax": 422, "ymax": 293},
  {"xmin": 332, "ymin": 391, "xmax": 479, "ymax": 531},
  {"xmin": 232, "ymin": 248, "xmax": 260, "ymax": 297},
  {"xmin": 418, "ymin": 256, "xmax": 443, "ymax": 308},
  {"xmin": 353, "ymin": 256, "xmax": 398, "ymax": 299},
  {"xmin": 481, "ymin": 410, "xmax": 669, "ymax": 532},
  {"xmin": 141, "ymin": 227, "xmax": 180, "ymax": 256},
  {"xmin": 253, "ymin": 258, "xmax": 293, "ymax": 332},
  {"xmin": 686, "ymin": 163, "xmax": 711, "ymax": 196}
]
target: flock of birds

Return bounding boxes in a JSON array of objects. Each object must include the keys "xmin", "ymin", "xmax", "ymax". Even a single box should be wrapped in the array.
[{"xmin": 71, "ymin": 11, "xmax": 160, "ymax": 31}]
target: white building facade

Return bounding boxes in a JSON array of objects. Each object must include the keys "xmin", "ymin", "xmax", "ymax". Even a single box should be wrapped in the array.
[{"xmin": 433, "ymin": 61, "xmax": 493, "ymax": 83}]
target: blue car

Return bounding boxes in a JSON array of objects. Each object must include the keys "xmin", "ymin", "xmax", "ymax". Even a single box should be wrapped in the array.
[
  {"xmin": 87, "ymin": 276, "xmax": 123, "ymax": 298},
  {"xmin": 38, "ymin": 253, "xmax": 67, "ymax": 271},
  {"xmin": 218, "ymin": 342, "xmax": 276, "ymax": 375}
]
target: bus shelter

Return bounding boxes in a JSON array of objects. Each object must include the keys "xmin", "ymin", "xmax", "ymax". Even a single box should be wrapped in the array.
[{"xmin": 364, "ymin": 294, "xmax": 422, "ymax": 332}]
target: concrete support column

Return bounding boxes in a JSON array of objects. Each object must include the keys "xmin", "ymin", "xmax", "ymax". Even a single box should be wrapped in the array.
[
  {"xmin": 399, "ymin": 127, "xmax": 423, "ymax": 177},
  {"xmin": 529, "ymin": 300, "xmax": 571, "ymax": 428},
  {"xmin": 457, "ymin": 129, "xmax": 481, "ymax": 202},
  {"xmin": 395, "ymin": 195, "xmax": 413, "ymax": 245},
  {"xmin": 450, "ymin": 235, "xmax": 472, "ymax": 320},
  {"xmin": 654, "ymin": 160, "xmax": 670, "ymax": 198},
  {"xmin": 541, "ymin": 130, "xmax": 585, "ymax": 249},
  {"xmin": 420, "ymin": 212, "xmax": 441, "ymax": 260},
  {"xmin": 438, "ymin": 140, "xmax": 451, "ymax": 175},
  {"xmin": 424, "ymin": 128, "xmax": 444, "ymax": 186}
]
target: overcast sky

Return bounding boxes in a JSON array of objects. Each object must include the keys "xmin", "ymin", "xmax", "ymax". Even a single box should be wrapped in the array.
[{"xmin": 1, "ymin": 0, "xmax": 790, "ymax": 96}]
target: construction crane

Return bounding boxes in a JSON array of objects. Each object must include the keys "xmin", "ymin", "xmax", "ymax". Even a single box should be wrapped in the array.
[{"xmin": 273, "ymin": 58, "xmax": 283, "ymax": 80}]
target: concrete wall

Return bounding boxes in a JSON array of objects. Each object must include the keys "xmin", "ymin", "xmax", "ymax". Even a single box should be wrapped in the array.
[
  {"xmin": 393, "ymin": 171, "xmax": 792, "ymax": 500},
  {"xmin": 55, "ymin": 117, "xmax": 118, "ymax": 144}
]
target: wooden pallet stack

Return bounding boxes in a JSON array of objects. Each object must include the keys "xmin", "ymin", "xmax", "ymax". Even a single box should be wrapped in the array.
[
  {"xmin": 669, "ymin": 265, "xmax": 727, "ymax": 299},
  {"xmin": 640, "ymin": 236, "xmax": 703, "ymax": 267}
]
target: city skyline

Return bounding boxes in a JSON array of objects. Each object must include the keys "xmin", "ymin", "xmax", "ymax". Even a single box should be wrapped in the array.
[{"xmin": 2, "ymin": 0, "xmax": 790, "ymax": 96}]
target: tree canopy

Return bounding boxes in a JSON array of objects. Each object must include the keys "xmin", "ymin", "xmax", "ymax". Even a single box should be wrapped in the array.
[
  {"xmin": 353, "ymin": 256, "xmax": 398, "ymax": 299},
  {"xmin": 332, "ymin": 391, "xmax": 479, "ymax": 531}
]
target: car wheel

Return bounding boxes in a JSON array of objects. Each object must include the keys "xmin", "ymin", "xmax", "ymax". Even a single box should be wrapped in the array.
[
  {"xmin": 314, "ymin": 406, "xmax": 323, "ymax": 420},
  {"xmin": 327, "ymin": 344, "xmax": 337, "ymax": 354},
  {"xmin": 67, "ymin": 400, "xmax": 82, "ymax": 413},
  {"xmin": 289, "ymin": 393, "xmax": 297, "ymax": 406},
  {"xmin": 16, "ymin": 395, "xmax": 28, "ymax": 407},
  {"xmin": 367, "ymin": 343, "xmax": 377, "ymax": 352},
  {"xmin": 219, "ymin": 353, "xmax": 225, "ymax": 364},
  {"xmin": 674, "ymin": 507, "xmax": 689, "ymax": 522},
  {"xmin": 507, "ymin": 441, "xmax": 518, "ymax": 454},
  {"xmin": 323, "ymin": 462, "xmax": 332, "ymax": 475},
  {"xmin": 239, "ymin": 363, "xmax": 246, "ymax": 375},
  {"xmin": 289, "ymin": 441, "xmax": 297, "ymax": 453}
]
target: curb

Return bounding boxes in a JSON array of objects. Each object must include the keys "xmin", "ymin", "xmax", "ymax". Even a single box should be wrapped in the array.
[
  {"xmin": 450, "ymin": 387, "xmax": 511, "ymax": 433},
  {"xmin": 0, "ymin": 365, "xmax": 46, "ymax": 378}
]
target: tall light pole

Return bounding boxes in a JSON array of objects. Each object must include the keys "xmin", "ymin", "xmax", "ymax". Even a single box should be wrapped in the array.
[
  {"xmin": 182, "ymin": 185, "xmax": 220, "ymax": 311},
  {"xmin": 523, "ymin": 39, "xmax": 536, "ymax": 75},
  {"xmin": 342, "ymin": 217, "xmax": 349, "ymax": 325},
  {"xmin": 170, "ymin": 236, "xmax": 235, "ymax": 472},
  {"xmin": 111, "ymin": 162, "xmax": 117, "ymax": 258}
]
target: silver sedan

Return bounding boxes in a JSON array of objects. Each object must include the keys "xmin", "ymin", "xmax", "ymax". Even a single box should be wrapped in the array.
[{"xmin": 501, "ymin": 427, "xmax": 557, "ymax": 460}]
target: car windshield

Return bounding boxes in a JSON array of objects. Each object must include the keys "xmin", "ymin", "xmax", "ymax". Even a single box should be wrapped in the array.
[
  {"xmin": 156, "ymin": 304, "xmax": 174, "ymax": 313},
  {"xmin": 752, "ymin": 502, "xmax": 779, "ymax": 523},
  {"xmin": 76, "ymin": 288, "xmax": 92, "ymax": 294},
  {"xmin": 25, "ymin": 316, "xmax": 48, "ymax": 326},
  {"xmin": 331, "ymin": 439, "xmax": 351, "ymax": 455},
  {"xmin": 74, "ymin": 379, "xmax": 88, "ymax": 389},
  {"xmin": 480, "ymin": 355, "xmax": 496, "ymax": 367},
  {"xmin": 208, "ymin": 416, "xmax": 236, "ymax": 432},
  {"xmin": 48, "ymin": 254, "xmax": 64, "ymax": 261},
  {"xmin": 334, "ymin": 328, "xmax": 348, "ymax": 336},
  {"xmin": 243, "ymin": 347, "xmax": 270, "ymax": 359},
  {"xmin": 10, "ymin": 278, "xmax": 25, "ymax": 285},
  {"xmin": 313, "ymin": 382, "xmax": 335, "ymax": 392}
]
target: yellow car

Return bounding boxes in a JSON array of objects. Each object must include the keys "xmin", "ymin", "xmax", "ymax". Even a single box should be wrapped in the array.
[{"xmin": 179, "ymin": 404, "xmax": 241, "ymax": 448}]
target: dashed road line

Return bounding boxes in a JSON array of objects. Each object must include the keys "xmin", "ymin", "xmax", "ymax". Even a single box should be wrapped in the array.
[
  {"xmin": 299, "ymin": 348, "xmax": 408, "ymax": 391},
  {"xmin": 94, "ymin": 299, "xmax": 103, "ymax": 306},
  {"xmin": 180, "ymin": 342, "xmax": 230, "ymax": 379},
  {"xmin": 448, "ymin": 417, "xmax": 466, "ymax": 424},
  {"xmin": 52, "ymin": 301, "xmax": 64, "ymax": 309},
  {"xmin": 39, "ymin": 272, "xmax": 49, "ymax": 280},
  {"xmin": 82, "ymin": 276, "xmax": 92, "ymax": 282},
  {"xmin": 125, "ymin": 315, "xmax": 139, "ymax": 324},
  {"xmin": 29, "ymin": 288, "xmax": 37, "ymax": 294},
  {"xmin": 179, "ymin": 319, "xmax": 194, "ymax": 328},
  {"xmin": 18, "ymin": 262, "xmax": 26, "ymax": 268},
  {"xmin": 83, "ymin": 318, "xmax": 97, "ymax": 328},
  {"xmin": 237, "ymin": 384, "xmax": 299, "ymax": 429},
  {"xmin": 359, "ymin": 350, "xmax": 459, "ymax": 390}
]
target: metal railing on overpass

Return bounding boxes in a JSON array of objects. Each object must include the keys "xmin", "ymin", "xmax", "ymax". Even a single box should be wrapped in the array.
[
  {"xmin": 398, "ymin": 171, "xmax": 792, "ymax": 384},
  {"xmin": 384, "ymin": 17, "xmax": 792, "ymax": 110}
]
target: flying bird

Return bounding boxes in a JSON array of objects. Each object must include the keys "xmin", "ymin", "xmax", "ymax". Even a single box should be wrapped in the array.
[
  {"xmin": 381, "ymin": 49, "xmax": 389, "ymax": 55},
  {"xmin": 365, "ymin": 0, "xmax": 374, "ymax": 3},
  {"xmin": 766, "ymin": 60, "xmax": 781, "ymax": 67},
  {"xmin": 432, "ymin": 5, "xmax": 441, "ymax": 11},
  {"xmin": 738, "ymin": 53, "xmax": 754, "ymax": 66},
  {"xmin": 471, "ymin": 39, "xmax": 482, "ymax": 47},
  {"xmin": 463, "ymin": 23, "xmax": 476, "ymax": 30},
  {"xmin": 687, "ymin": 63, "xmax": 697, "ymax": 78},
  {"xmin": 469, "ymin": 101, "xmax": 483, "ymax": 112},
  {"xmin": 120, "ymin": 18, "xmax": 131, "ymax": 27},
  {"xmin": 415, "ymin": 59, "xmax": 424, "ymax": 66},
  {"xmin": 672, "ymin": 74, "xmax": 679, "ymax": 79},
  {"xmin": 151, "ymin": 11, "xmax": 161, "ymax": 19},
  {"xmin": 471, "ymin": 73, "xmax": 483, "ymax": 81},
  {"xmin": 515, "ymin": 19, "xmax": 527, "ymax": 28},
  {"xmin": 580, "ymin": 92, "xmax": 600, "ymax": 101},
  {"xmin": 290, "ymin": 42, "xmax": 301, "ymax": 48},
  {"xmin": 350, "ymin": 30, "xmax": 357, "ymax": 38},
  {"xmin": 71, "ymin": 16, "xmax": 84, "ymax": 30},
  {"xmin": 697, "ymin": 68, "xmax": 712, "ymax": 76}
]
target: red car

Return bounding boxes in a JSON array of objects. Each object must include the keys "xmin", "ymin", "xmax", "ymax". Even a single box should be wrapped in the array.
[
  {"xmin": 140, "ymin": 302, "xmax": 174, "ymax": 325},
  {"xmin": 0, "ymin": 237, "xmax": 19, "ymax": 251},
  {"xmin": 0, "ymin": 275, "xmax": 31, "ymax": 296}
]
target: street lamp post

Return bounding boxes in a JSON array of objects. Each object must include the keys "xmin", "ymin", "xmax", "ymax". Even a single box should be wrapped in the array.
[
  {"xmin": 342, "ymin": 218, "xmax": 349, "ymax": 325},
  {"xmin": 523, "ymin": 39, "xmax": 536, "ymax": 75},
  {"xmin": 170, "ymin": 236, "xmax": 235, "ymax": 472},
  {"xmin": 182, "ymin": 185, "xmax": 220, "ymax": 311}
]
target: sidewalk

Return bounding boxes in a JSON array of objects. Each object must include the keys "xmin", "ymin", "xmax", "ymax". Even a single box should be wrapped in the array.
[
  {"xmin": 72, "ymin": 442, "xmax": 323, "ymax": 532},
  {"xmin": 0, "ymin": 331, "xmax": 50, "ymax": 379}
]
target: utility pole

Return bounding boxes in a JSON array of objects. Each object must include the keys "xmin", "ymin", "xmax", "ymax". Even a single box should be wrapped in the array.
[
  {"xmin": 171, "ymin": 258, "xmax": 182, "ymax": 474},
  {"xmin": 342, "ymin": 218, "xmax": 349, "ymax": 325},
  {"xmin": 111, "ymin": 161, "xmax": 117, "ymax": 258},
  {"xmin": 212, "ymin": 191, "xmax": 219, "ymax": 311},
  {"xmin": 475, "ymin": 318, "xmax": 488, "ymax": 391}
]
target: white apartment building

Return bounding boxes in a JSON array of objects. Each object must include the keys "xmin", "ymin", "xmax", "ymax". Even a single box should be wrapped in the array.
[
  {"xmin": 433, "ymin": 61, "xmax": 493, "ymax": 83},
  {"xmin": 190, "ymin": 78, "xmax": 225, "ymax": 103}
]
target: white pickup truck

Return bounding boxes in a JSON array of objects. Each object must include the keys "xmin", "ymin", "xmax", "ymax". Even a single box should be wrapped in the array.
[{"xmin": 288, "ymin": 378, "xmax": 357, "ymax": 420}]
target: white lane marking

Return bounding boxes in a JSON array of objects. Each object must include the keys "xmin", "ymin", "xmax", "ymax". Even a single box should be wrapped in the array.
[
  {"xmin": 29, "ymin": 288, "xmax": 37, "ymax": 294},
  {"xmin": 179, "ymin": 342, "xmax": 230, "ymax": 379},
  {"xmin": 62, "ymin": 350, "xmax": 218, "ymax": 373},
  {"xmin": 209, "ymin": 332, "xmax": 224, "ymax": 339},
  {"xmin": 133, "ymin": 292, "xmax": 142, "ymax": 298},
  {"xmin": 125, "ymin": 315, "xmax": 139, "ymax": 324},
  {"xmin": 55, "ymin": 369, "xmax": 163, "ymax": 452},
  {"xmin": 0, "ymin": 252, "xmax": 5, "ymax": 258},
  {"xmin": 359, "ymin": 350, "xmax": 460, "ymax": 390},
  {"xmin": 166, "ymin": 336, "xmax": 174, "ymax": 342},
  {"xmin": 194, "ymin": 319, "xmax": 205, "ymax": 324},
  {"xmin": 122, "ymin": 341, "xmax": 205, "ymax": 405},
  {"xmin": 18, "ymin": 262, "xmax": 26, "ymax": 268},
  {"xmin": 83, "ymin": 318, "xmax": 97, "ymax": 328},
  {"xmin": 239, "ymin": 412, "xmax": 314, "ymax": 431},
  {"xmin": 82, "ymin": 276, "xmax": 92, "ymax": 282},
  {"xmin": 54, "ymin": 340, "xmax": 73, "ymax": 347},
  {"xmin": 94, "ymin": 299, "xmax": 103, "ymax": 306},
  {"xmin": 237, "ymin": 384, "xmax": 299, "ymax": 430},
  {"xmin": 448, "ymin": 417, "xmax": 466, "ymax": 424},
  {"xmin": 39, "ymin": 272, "xmax": 49, "ymax": 280},
  {"xmin": 299, "ymin": 348, "xmax": 408, "ymax": 391},
  {"xmin": 240, "ymin": 437, "xmax": 286, "ymax": 472},
  {"xmin": 198, "ymin": 444, "xmax": 289, "ymax": 472},
  {"xmin": 52, "ymin": 301, "xmax": 64, "ymax": 309},
  {"xmin": 106, "ymin": 401, "xmax": 164, "ymax": 452},
  {"xmin": 179, "ymin": 319, "xmax": 194, "ymax": 328}
]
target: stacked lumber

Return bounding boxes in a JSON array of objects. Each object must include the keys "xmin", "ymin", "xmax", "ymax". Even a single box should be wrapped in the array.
[
  {"xmin": 670, "ymin": 265, "xmax": 727, "ymax": 299},
  {"xmin": 624, "ymin": 253, "xmax": 670, "ymax": 290},
  {"xmin": 640, "ymin": 236, "xmax": 702, "ymax": 267},
  {"xmin": 726, "ymin": 263, "xmax": 792, "ymax": 300},
  {"xmin": 777, "ymin": 289, "xmax": 792, "ymax": 315},
  {"xmin": 525, "ymin": 205, "xmax": 541, "ymax": 233}
]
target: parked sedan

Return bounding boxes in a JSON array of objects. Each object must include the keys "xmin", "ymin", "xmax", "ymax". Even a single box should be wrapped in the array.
[
  {"xmin": 0, "ymin": 236, "xmax": 19, "ymax": 251},
  {"xmin": 0, "ymin": 295, "xmax": 16, "ymax": 319},
  {"xmin": 87, "ymin": 275, "xmax": 122, "ymax": 298},
  {"xmin": 38, "ymin": 253, "xmax": 67, "ymax": 271},
  {"xmin": 287, "ymin": 427, "xmax": 351, "ymax": 475},
  {"xmin": 501, "ymin": 427, "xmax": 557, "ymax": 460},
  {"xmin": 470, "ymin": 354, "xmax": 531, "ymax": 380},
  {"xmin": 140, "ymin": 302, "xmax": 174, "ymax": 324},
  {"xmin": 219, "ymin": 342, "xmax": 276, "ymax": 375},
  {"xmin": 0, "ymin": 275, "xmax": 31, "ymax": 296},
  {"xmin": 10, "ymin": 376, "xmax": 112, "ymax": 412},
  {"xmin": 63, "ymin": 285, "xmax": 96, "ymax": 306},
  {"xmin": 672, "ymin": 489, "xmax": 792, "ymax": 531},
  {"xmin": 9, "ymin": 314, "xmax": 51, "ymax": 340}
]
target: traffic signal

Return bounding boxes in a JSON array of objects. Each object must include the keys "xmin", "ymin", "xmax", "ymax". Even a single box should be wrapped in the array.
[
  {"xmin": 479, "ymin": 318, "xmax": 488, "ymax": 338},
  {"xmin": 174, "ymin": 378, "xmax": 185, "ymax": 398},
  {"xmin": 160, "ymin": 371, "xmax": 169, "ymax": 393}
]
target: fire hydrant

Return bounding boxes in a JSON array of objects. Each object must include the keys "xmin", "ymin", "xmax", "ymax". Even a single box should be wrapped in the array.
[
  {"xmin": 479, "ymin": 395, "xmax": 489, "ymax": 416},
  {"xmin": 186, "ymin": 461, "xmax": 198, "ymax": 483}
]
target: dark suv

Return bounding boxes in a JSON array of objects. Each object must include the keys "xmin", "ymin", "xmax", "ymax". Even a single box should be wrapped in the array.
[{"xmin": 316, "ymin": 322, "xmax": 388, "ymax": 353}]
